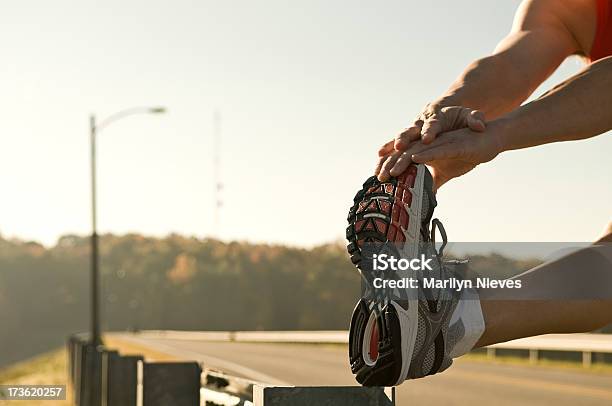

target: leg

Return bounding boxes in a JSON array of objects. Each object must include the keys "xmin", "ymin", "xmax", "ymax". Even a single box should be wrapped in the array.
[
  {"xmin": 475, "ymin": 223, "xmax": 612, "ymax": 347},
  {"xmin": 476, "ymin": 299, "xmax": 612, "ymax": 347}
]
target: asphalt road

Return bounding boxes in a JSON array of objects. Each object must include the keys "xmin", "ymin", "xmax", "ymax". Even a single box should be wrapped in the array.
[{"xmin": 118, "ymin": 334, "xmax": 612, "ymax": 406}]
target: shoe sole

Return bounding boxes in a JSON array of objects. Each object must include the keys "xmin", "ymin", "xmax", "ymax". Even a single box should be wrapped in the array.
[{"xmin": 346, "ymin": 164, "xmax": 436, "ymax": 386}]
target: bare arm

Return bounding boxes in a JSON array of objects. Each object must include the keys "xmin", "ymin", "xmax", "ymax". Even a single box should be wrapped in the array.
[
  {"xmin": 496, "ymin": 55, "xmax": 612, "ymax": 151},
  {"xmin": 410, "ymin": 55, "xmax": 612, "ymax": 189},
  {"xmin": 438, "ymin": 0, "xmax": 590, "ymax": 120},
  {"xmin": 377, "ymin": 0, "xmax": 596, "ymax": 181}
]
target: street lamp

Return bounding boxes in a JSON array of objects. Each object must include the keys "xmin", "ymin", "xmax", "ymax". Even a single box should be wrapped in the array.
[{"xmin": 89, "ymin": 106, "xmax": 166, "ymax": 346}]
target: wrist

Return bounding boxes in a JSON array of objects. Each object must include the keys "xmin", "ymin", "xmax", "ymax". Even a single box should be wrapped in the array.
[{"xmin": 487, "ymin": 116, "xmax": 514, "ymax": 156}]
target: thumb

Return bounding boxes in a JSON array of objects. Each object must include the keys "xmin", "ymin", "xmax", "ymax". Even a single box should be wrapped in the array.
[
  {"xmin": 439, "ymin": 106, "xmax": 486, "ymax": 132},
  {"xmin": 466, "ymin": 110, "xmax": 486, "ymax": 132},
  {"xmin": 421, "ymin": 117, "xmax": 444, "ymax": 144},
  {"xmin": 422, "ymin": 106, "xmax": 470, "ymax": 144}
]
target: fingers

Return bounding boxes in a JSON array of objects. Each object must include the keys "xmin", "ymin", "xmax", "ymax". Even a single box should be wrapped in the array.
[
  {"xmin": 376, "ymin": 123, "xmax": 423, "ymax": 177},
  {"xmin": 389, "ymin": 140, "xmax": 434, "ymax": 177},
  {"xmin": 378, "ymin": 140, "xmax": 395, "ymax": 157},
  {"xmin": 412, "ymin": 142, "xmax": 463, "ymax": 163},
  {"xmin": 421, "ymin": 107, "xmax": 485, "ymax": 144},
  {"xmin": 374, "ymin": 154, "xmax": 387, "ymax": 176},
  {"xmin": 420, "ymin": 117, "xmax": 443, "ymax": 145},
  {"xmin": 377, "ymin": 107, "xmax": 484, "ymax": 178},
  {"xmin": 394, "ymin": 124, "xmax": 422, "ymax": 151},
  {"xmin": 378, "ymin": 151, "xmax": 402, "ymax": 181},
  {"xmin": 389, "ymin": 150, "xmax": 413, "ymax": 177},
  {"xmin": 466, "ymin": 110, "xmax": 486, "ymax": 132}
]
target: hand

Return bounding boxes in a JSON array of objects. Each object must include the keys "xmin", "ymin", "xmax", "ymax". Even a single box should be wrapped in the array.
[
  {"xmin": 419, "ymin": 104, "xmax": 486, "ymax": 145},
  {"xmin": 409, "ymin": 123, "xmax": 504, "ymax": 190},
  {"xmin": 375, "ymin": 106, "xmax": 486, "ymax": 181}
]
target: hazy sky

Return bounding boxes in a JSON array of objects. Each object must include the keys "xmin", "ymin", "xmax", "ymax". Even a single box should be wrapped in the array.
[{"xmin": 1, "ymin": 0, "xmax": 610, "ymax": 247}]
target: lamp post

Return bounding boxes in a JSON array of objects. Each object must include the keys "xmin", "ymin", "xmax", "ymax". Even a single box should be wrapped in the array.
[{"xmin": 89, "ymin": 106, "xmax": 166, "ymax": 346}]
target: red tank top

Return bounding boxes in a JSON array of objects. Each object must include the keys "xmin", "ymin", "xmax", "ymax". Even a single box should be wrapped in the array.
[{"xmin": 590, "ymin": 0, "xmax": 612, "ymax": 61}]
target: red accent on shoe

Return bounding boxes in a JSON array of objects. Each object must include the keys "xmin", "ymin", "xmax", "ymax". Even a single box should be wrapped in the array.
[
  {"xmin": 374, "ymin": 219, "xmax": 388, "ymax": 234},
  {"xmin": 380, "ymin": 200, "xmax": 391, "ymax": 215},
  {"xmin": 369, "ymin": 321, "xmax": 380, "ymax": 362},
  {"xmin": 399, "ymin": 209, "xmax": 408, "ymax": 231},
  {"xmin": 402, "ymin": 190, "xmax": 412, "ymax": 205}
]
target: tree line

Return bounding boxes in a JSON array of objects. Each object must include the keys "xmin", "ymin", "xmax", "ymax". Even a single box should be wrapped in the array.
[{"xmin": 0, "ymin": 233, "xmax": 604, "ymax": 368}]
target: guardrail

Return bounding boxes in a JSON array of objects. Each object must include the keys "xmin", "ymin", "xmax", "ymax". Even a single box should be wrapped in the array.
[
  {"xmin": 138, "ymin": 330, "xmax": 349, "ymax": 343},
  {"xmin": 488, "ymin": 333, "xmax": 612, "ymax": 367},
  {"xmin": 134, "ymin": 330, "xmax": 612, "ymax": 368},
  {"xmin": 69, "ymin": 331, "xmax": 610, "ymax": 404},
  {"xmin": 67, "ymin": 333, "xmax": 395, "ymax": 406}
]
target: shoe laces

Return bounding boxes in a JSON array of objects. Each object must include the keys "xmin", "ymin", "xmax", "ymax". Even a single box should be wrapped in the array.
[{"xmin": 430, "ymin": 218, "xmax": 447, "ymax": 257}]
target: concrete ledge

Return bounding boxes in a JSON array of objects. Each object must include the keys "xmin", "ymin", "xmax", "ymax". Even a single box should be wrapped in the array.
[
  {"xmin": 143, "ymin": 361, "xmax": 202, "ymax": 406},
  {"xmin": 253, "ymin": 385, "xmax": 394, "ymax": 406}
]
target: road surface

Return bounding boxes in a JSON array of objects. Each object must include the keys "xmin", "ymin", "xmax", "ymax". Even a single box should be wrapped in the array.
[{"xmin": 117, "ymin": 334, "xmax": 612, "ymax": 405}]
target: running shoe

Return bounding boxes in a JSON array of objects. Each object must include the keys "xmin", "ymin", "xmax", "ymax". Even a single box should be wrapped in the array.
[{"xmin": 346, "ymin": 164, "xmax": 460, "ymax": 386}]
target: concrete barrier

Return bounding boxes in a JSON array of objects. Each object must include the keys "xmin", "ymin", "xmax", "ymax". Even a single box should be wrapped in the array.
[
  {"xmin": 99, "ymin": 349, "xmax": 118, "ymax": 406},
  {"xmin": 74, "ymin": 340, "xmax": 84, "ymax": 405},
  {"xmin": 107, "ymin": 353, "xmax": 141, "ymax": 406},
  {"xmin": 68, "ymin": 333, "xmax": 92, "ymax": 406},
  {"xmin": 142, "ymin": 361, "xmax": 202, "ymax": 406},
  {"xmin": 67, "ymin": 335, "xmax": 89, "ymax": 393},
  {"xmin": 101, "ymin": 351, "xmax": 141, "ymax": 406},
  {"xmin": 253, "ymin": 385, "xmax": 394, "ymax": 406},
  {"xmin": 200, "ymin": 370, "xmax": 394, "ymax": 406},
  {"xmin": 78, "ymin": 343, "xmax": 102, "ymax": 406},
  {"xmin": 68, "ymin": 334, "xmax": 396, "ymax": 406}
]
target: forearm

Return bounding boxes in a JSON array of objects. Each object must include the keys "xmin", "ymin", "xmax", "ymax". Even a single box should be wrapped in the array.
[
  {"xmin": 435, "ymin": 53, "xmax": 536, "ymax": 120},
  {"xmin": 496, "ymin": 56, "xmax": 612, "ymax": 152},
  {"xmin": 430, "ymin": 0, "xmax": 583, "ymax": 121}
]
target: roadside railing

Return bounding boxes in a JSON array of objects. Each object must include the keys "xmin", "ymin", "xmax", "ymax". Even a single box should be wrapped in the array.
[
  {"xmin": 487, "ymin": 333, "xmax": 612, "ymax": 367},
  {"xmin": 138, "ymin": 329, "xmax": 349, "ymax": 343},
  {"xmin": 68, "ymin": 330, "xmax": 611, "ymax": 405},
  {"xmin": 135, "ymin": 329, "xmax": 612, "ymax": 368},
  {"xmin": 67, "ymin": 333, "xmax": 395, "ymax": 406}
]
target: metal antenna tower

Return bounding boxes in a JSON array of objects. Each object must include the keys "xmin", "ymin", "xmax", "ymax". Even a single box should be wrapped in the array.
[{"xmin": 213, "ymin": 111, "xmax": 223, "ymax": 237}]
